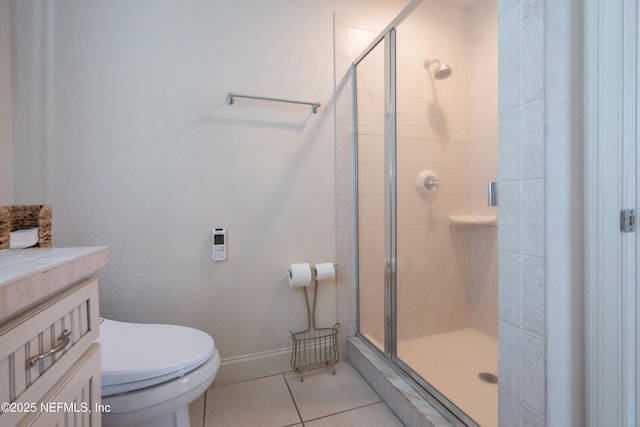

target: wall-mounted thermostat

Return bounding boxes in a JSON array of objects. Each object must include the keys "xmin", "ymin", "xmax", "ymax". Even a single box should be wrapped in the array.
[{"xmin": 212, "ymin": 228, "xmax": 226, "ymax": 261}]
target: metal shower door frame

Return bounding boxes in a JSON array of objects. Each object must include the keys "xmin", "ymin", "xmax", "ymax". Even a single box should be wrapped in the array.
[{"xmin": 352, "ymin": 28, "xmax": 397, "ymax": 362}]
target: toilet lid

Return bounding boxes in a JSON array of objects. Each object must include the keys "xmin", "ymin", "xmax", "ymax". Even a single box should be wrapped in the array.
[{"xmin": 98, "ymin": 318, "xmax": 215, "ymax": 391}]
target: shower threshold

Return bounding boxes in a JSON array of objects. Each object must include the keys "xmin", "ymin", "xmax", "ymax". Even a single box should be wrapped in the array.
[{"xmin": 348, "ymin": 336, "xmax": 454, "ymax": 427}]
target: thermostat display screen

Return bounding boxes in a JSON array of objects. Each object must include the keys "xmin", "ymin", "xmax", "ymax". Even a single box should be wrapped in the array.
[{"xmin": 214, "ymin": 234, "xmax": 224, "ymax": 244}]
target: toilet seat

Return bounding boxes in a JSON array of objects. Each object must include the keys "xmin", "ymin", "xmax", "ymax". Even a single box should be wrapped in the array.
[
  {"xmin": 98, "ymin": 318, "xmax": 215, "ymax": 396},
  {"xmin": 101, "ymin": 349, "xmax": 220, "ymax": 427}
]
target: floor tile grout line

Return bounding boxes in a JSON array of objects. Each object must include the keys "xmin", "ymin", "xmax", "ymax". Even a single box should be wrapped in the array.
[
  {"xmin": 298, "ymin": 400, "xmax": 386, "ymax": 424},
  {"xmin": 201, "ymin": 361, "xmax": 396, "ymax": 426},
  {"xmin": 283, "ymin": 373, "xmax": 306, "ymax": 427}
]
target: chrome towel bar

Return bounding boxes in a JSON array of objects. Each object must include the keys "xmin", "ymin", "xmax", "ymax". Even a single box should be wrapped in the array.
[{"xmin": 226, "ymin": 92, "xmax": 321, "ymax": 114}]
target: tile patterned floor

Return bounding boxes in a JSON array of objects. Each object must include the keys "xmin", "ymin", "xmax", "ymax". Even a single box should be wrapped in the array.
[{"xmin": 189, "ymin": 362, "xmax": 405, "ymax": 427}]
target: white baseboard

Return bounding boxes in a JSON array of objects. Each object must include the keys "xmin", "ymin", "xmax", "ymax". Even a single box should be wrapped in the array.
[{"xmin": 211, "ymin": 346, "xmax": 293, "ymax": 386}]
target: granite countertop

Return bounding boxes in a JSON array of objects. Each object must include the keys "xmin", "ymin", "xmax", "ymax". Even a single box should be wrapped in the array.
[{"xmin": 0, "ymin": 247, "xmax": 108, "ymax": 323}]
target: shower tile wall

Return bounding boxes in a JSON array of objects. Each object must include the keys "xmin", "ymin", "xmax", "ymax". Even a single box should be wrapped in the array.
[
  {"xmin": 337, "ymin": 13, "xmax": 388, "ymax": 349},
  {"xmin": 335, "ymin": 13, "xmax": 383, "ymax": 358},
  {"xmin": 497, "ymin": 0, "xmax": 546, "ymax": 425}
]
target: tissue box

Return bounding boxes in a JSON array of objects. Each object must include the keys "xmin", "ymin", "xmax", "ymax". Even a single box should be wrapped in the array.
[{"xmin": 0, "ymin": 205, "xmax": 52, "ymax": 249}]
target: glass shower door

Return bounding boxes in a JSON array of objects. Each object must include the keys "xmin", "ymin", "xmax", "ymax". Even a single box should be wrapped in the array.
[{"xmin": 391, "ymin": 2, "xmax": 499, "ymax": 425}]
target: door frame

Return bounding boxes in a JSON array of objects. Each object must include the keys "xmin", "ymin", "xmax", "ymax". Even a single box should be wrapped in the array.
[{"xmin": 585, "ymin": 0, "xmax": 638, "ymax": 425}]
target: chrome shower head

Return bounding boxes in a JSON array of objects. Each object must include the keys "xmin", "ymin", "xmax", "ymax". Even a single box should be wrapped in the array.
[
  {"xmin": 433, "ymin": 62, "xmax": 452, "ymax": 80},
  {"xmin": 424, "ymin": 59, "xmax": 452, "ymax": 80}
]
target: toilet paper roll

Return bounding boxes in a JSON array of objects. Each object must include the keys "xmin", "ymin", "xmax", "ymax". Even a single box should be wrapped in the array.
[
  {"xmin": 314, "ymin": 263, "xmax": 336, "ymax": 281},
  {"xmin": 288, "ymin": 263, "xmax": 312, "ymax": 288}
]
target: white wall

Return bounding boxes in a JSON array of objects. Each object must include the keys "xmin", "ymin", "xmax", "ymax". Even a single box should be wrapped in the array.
[
  {"xmin": 10, "ymin": 0, "xmax": 410, "ymax": 383},
  {"xmin": 0, "ymin": 0, "xmax": 13, "ymax": 204}
]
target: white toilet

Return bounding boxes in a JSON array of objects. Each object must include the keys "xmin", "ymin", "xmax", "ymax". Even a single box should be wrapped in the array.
[{"xmin": 98, "ymin": 318, "xmax": 220, "ymax": 427}]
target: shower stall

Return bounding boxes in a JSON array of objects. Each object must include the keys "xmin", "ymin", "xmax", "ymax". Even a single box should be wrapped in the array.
[{"xmin": 352, "ymin": 0, "xmax": 498, "ymax": 425}]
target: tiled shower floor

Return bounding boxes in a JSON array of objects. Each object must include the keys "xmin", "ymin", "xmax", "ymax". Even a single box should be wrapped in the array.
[{"xmin": 397, "ymin": 328, "xmax": 498, "ymax": 427}]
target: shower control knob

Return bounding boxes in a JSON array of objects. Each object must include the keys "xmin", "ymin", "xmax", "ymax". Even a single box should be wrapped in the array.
[
  {"xmin": 424, "ymin": 176, "xmax": 439, "ymax": 191},
  {"xmin": 416, "ymin": 170, "xmax": 440, "ymax": 197}
]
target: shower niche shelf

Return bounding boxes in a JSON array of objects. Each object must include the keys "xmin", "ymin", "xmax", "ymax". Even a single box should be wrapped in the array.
[{"xmin": 448, "ymin": 215, "xmax": 497, "ymax": 226}]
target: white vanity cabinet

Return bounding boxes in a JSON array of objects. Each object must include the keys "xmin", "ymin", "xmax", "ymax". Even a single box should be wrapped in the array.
[{"xmin": 0, "ymin": 247, "xmax": 107, "ymax": 427}]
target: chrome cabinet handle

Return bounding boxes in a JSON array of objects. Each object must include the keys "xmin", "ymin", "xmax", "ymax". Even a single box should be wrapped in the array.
[{"xmin": 28, "ymin": 329, "xmax": 72, "ymax": 367}]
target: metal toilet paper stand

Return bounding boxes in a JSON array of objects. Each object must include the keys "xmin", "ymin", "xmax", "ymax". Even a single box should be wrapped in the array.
[{"xmin": 290, "ymin": 269, "xmax": 340, "ymax": 381}]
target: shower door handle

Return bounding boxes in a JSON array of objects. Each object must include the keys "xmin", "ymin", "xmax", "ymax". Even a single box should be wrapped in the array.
[
  {"xmin": 488, "ymin": 182, "xmax": 498, "ymax": 206},
  {"xmin": 383, "ymin": 257, "xmax": 397, "ymax": 357}
]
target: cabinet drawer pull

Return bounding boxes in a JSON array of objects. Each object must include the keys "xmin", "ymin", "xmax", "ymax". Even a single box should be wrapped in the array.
[{"xmin": 28, "ymin": 329, "xmax": 72, "ymax": 367}]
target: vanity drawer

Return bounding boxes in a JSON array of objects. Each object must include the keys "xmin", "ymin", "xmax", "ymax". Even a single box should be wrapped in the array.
[
  {"xmin": 18, "ymin": 343, "xmax": 101, "ymax": 427},
  {"xmin": 0, "ymin": 278, "xmax": 99, "ymax": 426}
]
